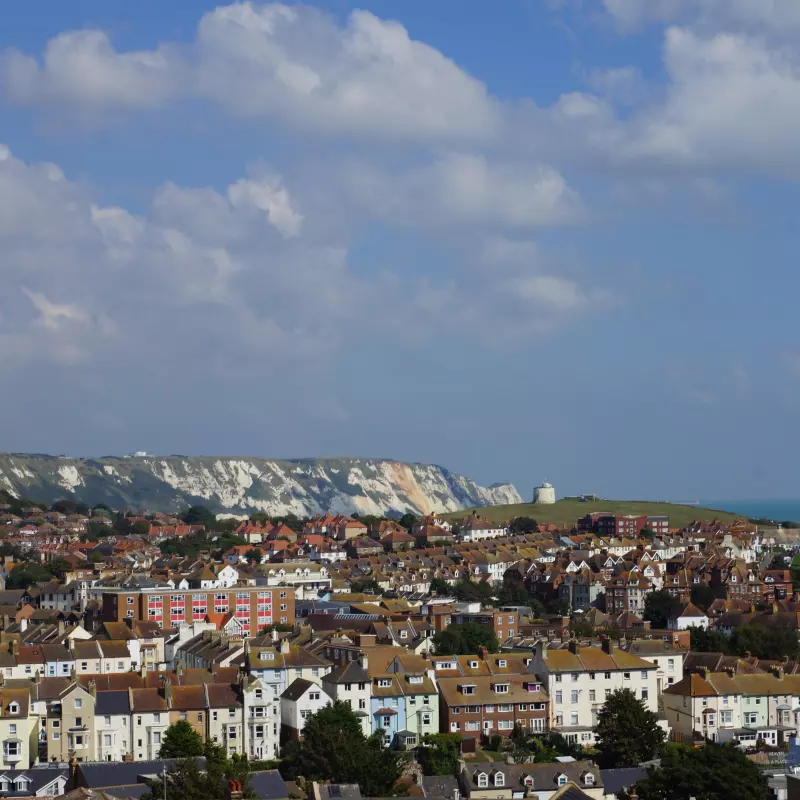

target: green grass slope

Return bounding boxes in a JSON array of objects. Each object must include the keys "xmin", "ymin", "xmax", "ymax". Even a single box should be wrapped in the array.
[{"xmin": 444, "ymin": 498, "xmax": 742, "ymax": 530}]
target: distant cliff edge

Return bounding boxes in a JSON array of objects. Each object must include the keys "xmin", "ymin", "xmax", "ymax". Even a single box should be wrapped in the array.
[{"xmin": 0, "ymin": 453, "xmax": 522, "ymax": 517}]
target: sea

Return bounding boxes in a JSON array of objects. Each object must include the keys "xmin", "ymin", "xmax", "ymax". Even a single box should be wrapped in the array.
[{"xmin": 704, "ymin": 499, "xmax": 800, "ymax": 523}]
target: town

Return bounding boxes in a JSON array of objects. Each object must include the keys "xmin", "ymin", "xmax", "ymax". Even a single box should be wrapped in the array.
[{"xmin": 0, "ymin": 489, "xmax": 793, "ymax": 800}]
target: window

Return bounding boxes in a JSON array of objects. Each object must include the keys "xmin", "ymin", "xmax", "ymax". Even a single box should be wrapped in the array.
[
  {"xmin": 570, "ymin": 713, "xmax": 578, "ymax": 725},
  {"xmin": 461, "ymin": 684, "xmax": 476, "ymax": 695},
  {"xmin": 75, "ymin": 717, "xmax": 83, "ymax": 727},
  {"xmin": 494, "ymin": 772, "xmax": 505, "ymax": 785},
  {"xmin": 75, "ymin": 699, "xmax": 82, "ymax": 709},
  {"xmin": 493, "ymin": 683, "xmax": 509, "ymax": 694},
  {"xmin": 555, "ymin": 691, "xmax": 562, "ymax": 704},
  {"xmin": 382, "ymin": 716, "xmax": 392, "ymax": 728},
  {"xmin": 623, "ymin": 672, "xmax": 631, "ymax": 681},
  {"xmin": 127, "ymin": 597, "xmax": 134, "ymax": 605},
  {"xmin": 379, "ymin": 679, "xmax": 393, "ymax": 689},
  {"xmin": 668, "ymin": 658, "xmax": 675, "ymax": 671},
  {"xmin": 557, "ymin": 775, "xmax": 567, "ymax": 787},
  {"xmin": 641, "ymin": 670, "xmax": 648, "ymax": 679},
  {"xmin": 309, "ymin": 692, "xmax": 320, "ymax": 701},
  {"xmin": 477, "ymin": 774, "xmax": 488, "ymax": 788},
  {"xmin": 498, "ymin": 659, "xmax": 507, "ymax": 668},
  {"xmin": 589, "ymin": 690, "xmax": 596, "ymax": 702},
  {"xmin": 153, "ymin": 733, "xmax": 161, "ymax": 745},
  {"xmin": 571, "ymin": 673, "xmax": 579, "ymax": 682},
  {"xmin": 571, "ymin": 690, "xmax": 579, "ymax": 703},
  {"xmin": 104, "ymin": 716, "xmax": 111, "ymax": 725},
  {"xmin": 744, "ymin": 712, "xmax": 758, "ymax": 725},
  {"xmin": 604, "ymin": 672, "xmax": 611, "ymax": 680},
  {"xmin": 9, "ymin": 725, "xmax": 15, "ymax": 735},
  {"xmin": 555, "ymin": 674, "xmax": 562, "ymax": 683},
  {"xmin": 104, "ymin": 734, "xmax": 112, "ymax": 746},
  {"xmin": 498, "ymin": 704, "xmax": 512, "ymax": 713},
  {"xmin": 642, "ymin": 689, "xmax": 648, "ymax": 700}
]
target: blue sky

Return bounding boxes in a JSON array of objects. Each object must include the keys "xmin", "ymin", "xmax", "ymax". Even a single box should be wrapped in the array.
[{"xmin": 2, "ymin": 0, "xmax": 800, "ymax": 502}]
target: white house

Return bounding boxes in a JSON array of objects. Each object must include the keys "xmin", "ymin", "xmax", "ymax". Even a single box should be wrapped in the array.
[
  {"xmin": 280, "ymin": 679, "xmax": 332, "ymax": 739},
  {"xmin": 668, "ymin": 602, "xmax": 709, "ymax": 630}
]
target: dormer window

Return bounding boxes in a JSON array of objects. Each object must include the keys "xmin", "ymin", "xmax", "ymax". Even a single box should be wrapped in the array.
[
  {"xmin": 477, "ymin": 773, "xmax": 488, "ymax": 788},
  {"xmin": 259, "ymin": 652, "xmax": 274, "ymax": 661},
  {"xmin": 523, "ymin": 776, "xmax": 534, "ymax": 788},
  {"xmin": 525, "ymin": 683, "xmax": 541, "ymax": 693},
  {"xmin": 378, "ymin": 679, "xmax": 392, "ymax": 688},
  {"xmin": 493, "ymin": 772, "xmax": 504, "ymax": 787},
  {"xmin": 497, "ymin": 660, "xmax": 507, "ymax": 668},
  {"xmin": 469, "ymin": 660, "xmax": 479, "ymax": 669},
  {"xmin": 7, "ymin": 702, "xmax": 19, "ymax": 715},
  {"xmin": 583, "ymin": 773, "xmax": 595, "ymax": 786},
  {"xmin": 408, "ymin": 675, "xmax": 423, "ymax": 684},
  {"xmin": 461, "ymin": 685, "xmax": 476, "ymax": 695},
  {"xmin": 557, "ymin": 774, "xmax": 567, "ymax": 787},
  {"xmin": 493, "ymin": 683, "xmax": 509, "ymax": 694}
]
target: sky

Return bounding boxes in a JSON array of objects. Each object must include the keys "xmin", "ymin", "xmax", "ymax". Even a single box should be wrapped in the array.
[{"xmin": 2, "ymin": 0, "xmax": 800, "ymax": 503}]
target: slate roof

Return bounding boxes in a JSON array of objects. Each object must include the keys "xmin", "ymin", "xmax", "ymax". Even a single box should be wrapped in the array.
[
  {"xmin": 95, "ymin": 691, "xmax": 131, "ymax": 715},
  {"xmin": 76, "ymin": 759, "xmax": 205, "ymax": 789},
  {"xmin": 248, "ymin": 771, "xmax": 290, "ymax": 800},
  {"xmin": 420, "ymin": 775, "xmax": 459, "ymax": 799},
  {"xmin": 281, "ymin": 678, "xmax": 314, "ymax": 701},
  {"xmin": 599, "ymin": 767, "xmax": 648, "ymax": 795},
  {"xmin": 0, "ymin": 767, "xmax": 69, "ymax": 797}
]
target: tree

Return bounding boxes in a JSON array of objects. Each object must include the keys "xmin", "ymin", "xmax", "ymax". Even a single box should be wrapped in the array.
[
  {"xmin": 636, "ymin": 742, "xmax": 769, "ymax": 800},
  {"xmin": 429, "ymin": 577, "xmax": 451, "ymax": 596},
  {"xmin": 142, "ymin": 740, "xmax": 255, "ymax": 800},
  {"xmin": 731, "ymin": 624, "xmax": 799, "ymax": 660},
  {"xmin": 496, "ymin": 575, "xmax": 530, "ymax": 606},
  {"xmin": 509, "ymin": 516, "xmax": 539, "ymax": 534},
  {"xmin": 398, "ymin": 513, "xmax": 418, "ymax": 530},
  {"xmin": 279, "ymin": 701, "xmax": 406, "ymax": 795},
  {"xmin": 181, "ymin": 505, "xmax": 216, "ymax": 528},
  {"xmin": 643, "ymin": 589, "xmax": 681, "ymax": 629},
  {"xmin": 158, "ymin": 720, "xmax": 204, "ymax": 759},
  {"xmin": 417, "ymin": 733, "xmax": 462, "ymax": 776},
  {"xmin": 545, "ymin": 597, "xmax": 570, "ymax": 616},
  {"xmin": 640, "ymin": 527, "xmax": 655, "ymax": 538},
  {"xmin": 245, "ymin": 549, "xmax": 263, "ymax": 565},
  {"xmin": 350, "ymin": 579, "xmax": 383, "ymax": 595},
  {"xmin": 51, "ymin": 499, "xmax": 78, "ymax": 515},
  {"xmin": 433, "ymin": 622, "xmax": 499, "ymax": 655},
  {"xmin": 6, "ymin": 562, "xmax": 54, "ymax": 589},
  {"xmin": 595, "ymin": 688, "xmax": 665, "ymax": 768},
  {"xmin": 690, "ymin": 627, "xmax": 731, "ymax": 653},
  {"xmin": 690, "ymin": 584, "xmax": 720, "ymax": 611}
]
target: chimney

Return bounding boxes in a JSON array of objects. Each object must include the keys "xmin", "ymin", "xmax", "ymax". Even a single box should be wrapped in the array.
[
  {"xmin": 19, "ymin": 618, "xmax": 27, "ymax": 633},
  {"xmin": 601, "ymin": 637, "xmax": 612, "ymax": 655},
  {"xmin": 176, "ymin": 662, "xmax": 183, "ymax": 677},
  {"xmin": 164, "ymin": 679, "xmax": 173, "ymax": 707},
  {"xmin": 360, "ymin": 653, "xmax": 369, "ymax": 671},
  {"xmin": 698, "ymin": 667, "xmax": 708, "ymax": 679},
  {"xmin": 58, "ymin": 619, "xmax": 65, "ymax": 637},
  {"xmin": 10, "ymin": 640, "xmax": 18, "ymax": 657},
  {"xmin": 724, "ymin": 667, "xmax": 735, "ymax": 678},
  {"xmin": 88, "ymin": 679, "xmax": 97, "ymax": 698},
  {"xmin": 281, "ymin": 639, "xmax": 290, "ymax": 654},
  {"xmin": 227, "ymin": 780, "xmax": 244, "ymax": 800},
  {"xmin": 271, "ymin": 628, "xmax": 279, "ymax": 643},
  {"xmin": 568, "ymin": 640, "xmax": 579, "ymax": 655}
]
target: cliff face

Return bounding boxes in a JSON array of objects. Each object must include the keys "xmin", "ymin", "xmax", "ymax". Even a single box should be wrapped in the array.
[{"xmin": 0, "ymin": 453, "xmax": 521, "ymax": 517}]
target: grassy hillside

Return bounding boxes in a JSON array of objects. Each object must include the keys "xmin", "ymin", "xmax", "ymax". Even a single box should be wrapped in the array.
[{"xmin": 445, "ymin": 498, "xmax": 742, "ymax": 530}]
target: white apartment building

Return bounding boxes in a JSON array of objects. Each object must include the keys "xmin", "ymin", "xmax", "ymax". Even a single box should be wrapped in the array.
[{"xmin": 530, "ymin": 639, "xmax": 661, "ymax": 746}]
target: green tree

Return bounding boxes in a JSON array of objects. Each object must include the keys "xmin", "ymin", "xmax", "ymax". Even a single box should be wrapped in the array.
[
  {"xmin": 350, "ymin": 579, "xmax": 383, "ymax": 595},
  {"xmin": 429, "ymin": 577, "xmax": 451, "ymax": 595},
  {"xmin": 6, "ymin": 562, "xmax": 54, "ymax": 589},
  {"xmin": 279, "ymin": 701, "xmax": 406, "ymax": 795},
  {"xmin": 636, "ymin": 742, "xmax": 769, "ymax": 800},
  {"xmin": 731, "ymin": 624, "xmax": 799, "ymax": 660},
  {"xmin": 142, "ymin": 740, "xmax": 255, "ymax": 800},
  {"xmin": 690, "ymin": 627, "xmax": 731, "ymax": 653},
  {"xmin": 181, "ymin": 505, "xmax": 216, "ymax": 528},
  {"xmin": 509, "ymin": 516, "xmax": 539, "ymax": 533},
  {"xmin": 398, "ymin": 513, "xmax": 418, "ymax": 531},
  {"xmin": 158, "ymin": 720, "xmax": 204, "ymax": 759},
  {"xmin": 545, "ymin": 597, "xmax": 570, "ymax": 616},
  {"xmin": 690, "ymin": 584, "xmax": 721, "ymax": 612},
  {"xmin": 244, "ymin": 549, "xmax": 263, "ymax": 564},
  {"xmin": 643, "ymin": 589, "xmax": 681, "ymax": 629},
  {"xmin": 496, "ymin": 575, "xmax": 530, "ymax": 606},
  {"xmin": 595, "ymin": 688, "xmax": 665, "ymax": 768},
  {"xmin": 417, "ymin": 733, "xmax": 462, "ymax": 776},
  {"xmin": 433, "ymin": 622, "xmax": 499, "ymax": 655}
]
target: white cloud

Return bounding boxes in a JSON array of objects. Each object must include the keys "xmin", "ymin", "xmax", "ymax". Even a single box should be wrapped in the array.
[
  {"xmin": 354, "ymin": 153, "xmax": 582, "ymax": 229},
  {"xmin": 620, "ymin": 27, "xmax": 800, "ymax": 171},
  {"xmin": 0, "ymin": 2, "xmax": 498, "ymax": 140},
  {"xmin": 1, "ymin": 30, "xmax": 176, "ymax": 111},
  {"xmin": 507, "ymin": 274, "xmax": 592, "ymax": 311},
  {"xmin": 227, "ymin": 174, "xmax": 303, "ymax": 237},
  {"xmin": 603, "ymin": 0, "xmax": 800, "ymax": 35},
  {"xmin": 21, "ymin": 288, "xmax": 88, "ymax": 329}
]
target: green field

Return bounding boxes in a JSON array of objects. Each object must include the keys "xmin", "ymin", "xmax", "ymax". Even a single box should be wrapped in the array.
[{"xmin": 445, "ymin": 498, "xmax": 742, "ymax": 530}]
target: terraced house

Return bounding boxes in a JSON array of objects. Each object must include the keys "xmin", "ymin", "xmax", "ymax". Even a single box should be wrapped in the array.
[
  {"xmin": 662, "ymin": 667, "xmax": 800, "ymax": 748},
  {"xmin": 531, "ymin": 639, "xmax": 660, "ymax": 746}
]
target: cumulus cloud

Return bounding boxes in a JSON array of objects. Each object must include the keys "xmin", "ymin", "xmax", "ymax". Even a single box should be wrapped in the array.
[
  {"xmin": 603, "ymin": 0, "xmax": 800, "ymax": 35},
  {"xmin": 351, "ymin": 153, "xmax": 582, "ymax": 229},
  {"xmin": 0, "ymin": 2, "xmax": 498, "ymax": 140}
]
